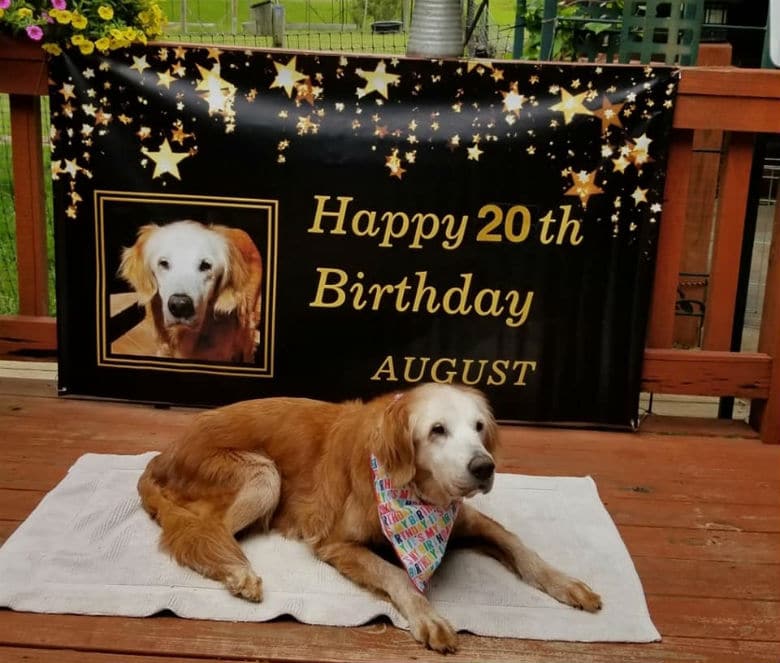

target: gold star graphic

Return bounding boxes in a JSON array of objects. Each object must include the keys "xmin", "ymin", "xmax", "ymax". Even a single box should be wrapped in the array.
[
  {"xmin": 195, "ymin": 63, "xmax": 236, "ymax": 114},
  {"xmin": 142, "ymin": 139, "xmax": 190, "ymax": 180},
  {"xmin": 549, "ymin": 89, "xmax": 594, "ymax": 125},
  {"xmin": 118, "ymin": 114, "xmax": 132, "ymax": 125},
  {"xmin": 631, "ymin": 187, "xmax": 648, "ymax": 206},
  {"xmin": 270, "ymin": 56, "xmax": 307, "ymax": 98},
  {"xmin": 130, "ymin": 55, "xmax": 150, "ymax": 75},
  {"xmin": 207, "ymin": 47, "xmax": 223, "ymax": 61},
  {"xmin": 174, "ymin": 46, "xmax": 187, "ymax": 60},
  {"xmin": 501, "ymin": 81, "xmax": 526, "ymax": 117},
  {"xmin": 385, "ymin": 149, "xmax": 405, "ymax": 179},
  {"xmin": 594, "ymin": 97, "xmax": 624, "ymax": 133},
  {"xmin": 634, "ymin": 133, "xmax": 653, "ymax": 152},
  {"xmin": 62, "ymin": 158, "xmax": 81, "ymax": 178},
  {"xmin": 171, "ymin": 62, "xmax": 186, "ymax": 77},
  {"xmin": 171, "ymin": 123, "xmax": 192, "ymax": 145},
  {"xmin": 564, "ymin": 169, "xmax": 604, "ymax": 208},
  {"xmin": 94, "ymin": 109, "xmax": 112, "ymax": 126},
  {"xmin": 136, "ymin": 126, "xmax": 151, "ymax": 140},
  {"xmin": 491, "ymin": 68, "xmax": 504, "ymax": 82},
  {"xmin": 467, "ymin": 143, "xmax": 484, "ymax": 161},
  {"xmin": 356, "ymin": 60, "xmax": 400, "ymax": 100},
  {"xmin": 612, "ymin": 156, "xmax": 630, "ymax": 173},
  {"xmin": 59, "ymin": 83, "xmax": 76, "ymax": 101},
  {"xmin": 157, "ymin": 70, "xmax": 175, "ymax": 89},
  {"xmin": 51, "ymin": 160, "xmax": 65, "ymax": 180}
]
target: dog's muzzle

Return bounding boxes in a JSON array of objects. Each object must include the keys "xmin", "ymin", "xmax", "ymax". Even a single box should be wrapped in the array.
[{"xmin": 468, "ymin": 454, "xmax": 495, "ymax": 492}]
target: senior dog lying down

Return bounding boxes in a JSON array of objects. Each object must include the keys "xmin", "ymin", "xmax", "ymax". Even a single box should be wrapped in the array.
[{"xmin": 138, "ymin": 383, "xmax": 601, "ymax": 652}]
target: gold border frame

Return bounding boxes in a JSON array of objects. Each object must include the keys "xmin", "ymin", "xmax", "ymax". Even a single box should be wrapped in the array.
[{"xmin": 94, "ymin": 190, "xmax": 278, "ymax": 377}]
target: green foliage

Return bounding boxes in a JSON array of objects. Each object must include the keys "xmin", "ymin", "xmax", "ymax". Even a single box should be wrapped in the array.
[{"xmin": 522, "ymin": 0, "xmax": 623, "ymax": 60}]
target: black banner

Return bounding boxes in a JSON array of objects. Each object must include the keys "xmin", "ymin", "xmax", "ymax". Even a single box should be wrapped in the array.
[{"xmin": 50, "ymin": 45, "xmax": 678, "ymax": 427}]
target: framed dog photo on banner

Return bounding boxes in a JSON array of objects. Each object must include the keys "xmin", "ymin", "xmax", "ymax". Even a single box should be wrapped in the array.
[
  {"xmin": 49, "ymin": 45, "xmax": 679, "ymax": 428},
  {"xmin": 95, "ymin": 191, "xmax": 277, "ymax": 376}
]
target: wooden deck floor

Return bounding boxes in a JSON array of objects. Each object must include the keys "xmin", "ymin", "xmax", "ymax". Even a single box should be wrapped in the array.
[{"xmin": 0, "ymin": 390, "xmax": 779, "ymax": 663}]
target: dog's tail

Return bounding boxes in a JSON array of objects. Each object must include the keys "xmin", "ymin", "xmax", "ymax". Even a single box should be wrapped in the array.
[{"xmin": 137, "ymin": 456, "xmax": 251, "ymax": 583}]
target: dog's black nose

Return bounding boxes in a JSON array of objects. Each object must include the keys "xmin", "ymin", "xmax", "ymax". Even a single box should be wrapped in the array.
[
  {"xmin": 168, "ymin": 294, "xmax": 195, "ymax": 319},
  {"xmin": 468, "ymin": 456, "xmax": 495, "ymax": 482}
]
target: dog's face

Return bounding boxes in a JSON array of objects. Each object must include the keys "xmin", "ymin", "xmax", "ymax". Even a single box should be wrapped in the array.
[
  {"xmin": 120, "ymin": 221, "xmax": 230, "ymax": 328},
  {"xmin": 378, "ymin": 384, "xmax": 498, "ymax": 507}
]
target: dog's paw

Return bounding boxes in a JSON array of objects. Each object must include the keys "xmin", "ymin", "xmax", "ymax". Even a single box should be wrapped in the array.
[
  {"xmin": 225, "ymin": 567, "xmax": 263, "ymax": 602},
  {"xmin": 409, "ymin": 610, "xmax": 458, "ymax": 653},
  {"xmin": 548, "ymin": 576, "xmax": 602, "ymax": 612}
]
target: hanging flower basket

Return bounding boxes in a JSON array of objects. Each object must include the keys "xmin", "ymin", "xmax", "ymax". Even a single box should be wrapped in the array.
[{"xmin": 0, "ymin": 0, "xmax": 166, "ymax": 55}]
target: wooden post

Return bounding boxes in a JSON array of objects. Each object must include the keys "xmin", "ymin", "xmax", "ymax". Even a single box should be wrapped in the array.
[
  {"xmin": 750, "ymin": 187, "xmax": 780, "ymax": 444},
  {"xmin": 10, "ymin": 93, "xmax": 49, "ymax": 317},
  {"xmin": 674, "ymin": 43, "xmax": 732, "ymax": 348},
  {"xmin": 702, "ymin": 132, "xmax": 756, "ymax": 350}
]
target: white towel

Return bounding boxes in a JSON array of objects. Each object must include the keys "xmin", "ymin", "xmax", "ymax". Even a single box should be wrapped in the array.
[{"xmin": 0, "ymin": 453, "xmax": 659, "ymax": 642}]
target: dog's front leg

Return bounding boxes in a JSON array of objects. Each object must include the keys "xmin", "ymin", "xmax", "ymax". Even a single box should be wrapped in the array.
[
  {"xmin": 452, "ymin": 504, "xmax": 602, "ymax": 612},
  {"xmin": 316, "ymin": 541, "xmax": 458, "ymax": 652}
]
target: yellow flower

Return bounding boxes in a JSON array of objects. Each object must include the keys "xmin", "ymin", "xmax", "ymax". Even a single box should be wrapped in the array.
[
  {"xmin": 71, "ymin": 12, "xmax": 88, "ymax": 29},
  {"xmin": 42, "ymin": 43, "xmax": 63, "ymax": 56},
  {"xmin": 70, "ymin": 34, "xmax": 85, "ymax": 45},
  {"xmin": 54, "ymin": 9, "xmax": 71, "ymax": 24},
  {"xmin": 16, "ymin": 7, "xmax": 33, "ymax": 18},
  {"xmin": 79, "ymin": 40, "xmax": 95, "ymax": 55},
  {"xmin": 95, "ymin": 37, "xmax": 110, "ymax": 51},
  {"xmin": 98, "ymin": 5, "xmax": 114, "ymax": 20}
]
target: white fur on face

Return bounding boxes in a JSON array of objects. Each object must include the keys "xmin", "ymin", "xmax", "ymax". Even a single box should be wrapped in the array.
[
  {"xmin": 144, "ymin": 221, "xmax": 229, "ymax": 327},
  {"xmin": 408, "ymin": 384, "xmax": 495, "ymax": 505}
]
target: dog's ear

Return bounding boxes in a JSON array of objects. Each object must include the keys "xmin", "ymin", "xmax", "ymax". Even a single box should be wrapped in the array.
[
  {"xmin": 373, "ymin": 393, "xmax": 416, "ymax": 487},
  {"xmin": 212, "ymin": 227, "xmax": 262, "ymax": 320},
  {"xmin": 119, "ymin": 224, "xmax": 158, "ymax": 305}
]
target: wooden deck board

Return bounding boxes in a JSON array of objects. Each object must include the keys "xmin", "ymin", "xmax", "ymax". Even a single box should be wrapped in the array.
[{"xmin": 0, "ymin": 392, "xmax": 778, "ymax": 663}]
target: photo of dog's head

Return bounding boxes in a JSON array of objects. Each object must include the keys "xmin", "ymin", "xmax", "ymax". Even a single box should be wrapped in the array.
[
  {"xmin": 117, "ymin": 220, "xmax": 263, "ymax": 363},
  {"xmin": 377, "ymin": 383, "xmax": 499, "ymax": 506}
]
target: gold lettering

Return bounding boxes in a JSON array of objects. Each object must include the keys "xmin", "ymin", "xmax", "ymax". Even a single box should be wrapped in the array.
[
  {"xmin": 411, "ymin": 272, "xmax": 441, "ymax": 313},
  {"xmin": 462, "ymin": 359, "xmax": 489, "ymax": 386},
  {"xmin": 352, "ymin": 209, "xmax": 380, "ymax": 238},
  {"xmin": 371, "ymin": 355, "xmax": 398, "ymax": 382},
  {"xmin": 308, "ymin": 195, "xmax": 352, "ymax": 235},
  {"xmin": 403, "ymin": 356, "xmax": 430, "ymax": 382},
  {"xmin": 557, "ymin": 205, "xmax": 583, "ymax": 245},
  {"xmin": 487, "ymin": 360, "xmax": 509, "ymax": 386},
  {"xmin": 538, "ymin": 209, "xmax": 556, "ymax": 244},
  {"xmin": 505, "ymin": 291, "xmax": 534, "ymax": 327},
  {"xmin": 442, "ymin": 273, "xmax": 474, "ymax": 316},
  {"xmin": 473, "ymin": 288, "xmax": 504, "ymax": 318},
  {"xmin": 512, "ymin": 360, "xmax": 537, "ymax": 386},
  {"xmin": 348, "ymin": 270, "xmax": 367, "ymax": 310},
  {"xmin": 309, "ymin": 267, "xmax": 347, "ymax": 308},
  {"xmin": 379, "ymin": 211, "xmax": 410, "ymax": 248},
  {"xmin": 368, "ymin": 282, "xmax": 396, "ymax": 310},
  {"xmin": 442, "ymin": 214, "xmax": 469, "ymax": 250},
  {"xmin": 431, "ymin": 357, "xmax": 458, "ymax": 384},
  {"xmin": 409, "ymin": 213, "xmax": 439, "ymax": 249}
]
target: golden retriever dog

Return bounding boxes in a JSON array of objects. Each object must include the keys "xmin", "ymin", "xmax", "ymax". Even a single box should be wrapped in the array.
[
  {"xmin": 119, "ymin": 220, "xmax": 262, "ymax": 362},
  {"xmin": 138, "ymin": 384, "xmax": 601, "ymax": 652}
]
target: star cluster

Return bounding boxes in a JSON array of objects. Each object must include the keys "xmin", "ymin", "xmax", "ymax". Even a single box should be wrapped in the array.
[{"xmin": 48, "ymin": 46, "xmax": 679, "ymax": 243}]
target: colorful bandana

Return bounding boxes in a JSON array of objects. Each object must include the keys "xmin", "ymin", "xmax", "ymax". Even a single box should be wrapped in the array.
[{"xmin": 370, "ymin": 454, "xmax": 460, "ymax": 592}]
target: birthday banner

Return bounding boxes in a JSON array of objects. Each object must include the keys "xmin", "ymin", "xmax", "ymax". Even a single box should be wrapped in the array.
[{"xmin": 50, "ymin": 45, "xmax": 678, "ymax": 428}]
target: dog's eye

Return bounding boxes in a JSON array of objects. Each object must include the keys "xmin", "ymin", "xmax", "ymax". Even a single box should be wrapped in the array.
[
  {"xmin": 431, "ymin": 423, "xmax": 446, "ymax": 436},
  {"xmin": 158, "ymin": 259, "xmax": 169, "ymax": 270},
  {"xmin": 476, "ymin": 421, "xmax": 484, "ymax": 432},
  {"xmin": 199, "ymin": 260, "xmax": 212, "ymax": 272}
]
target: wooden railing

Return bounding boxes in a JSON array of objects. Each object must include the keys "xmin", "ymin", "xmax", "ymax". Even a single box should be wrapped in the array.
[{"xmin": 1, "ymin": 40, "xmax": 778, "ymax": 442}]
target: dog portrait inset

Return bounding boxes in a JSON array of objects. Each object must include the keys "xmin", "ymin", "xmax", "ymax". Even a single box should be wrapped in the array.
[{"xmin": 115, "ymin": 220, "xmax": 263, "ymax": 363}]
